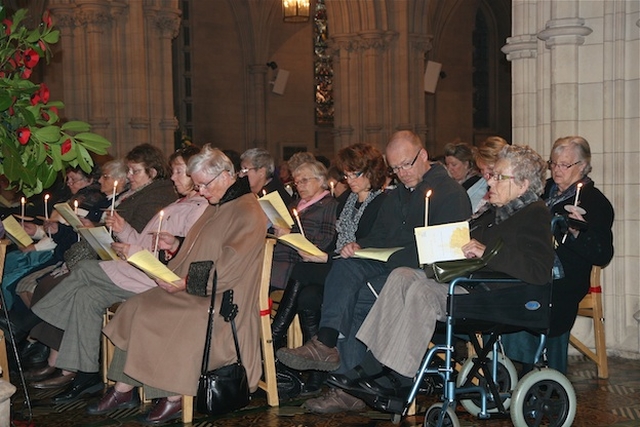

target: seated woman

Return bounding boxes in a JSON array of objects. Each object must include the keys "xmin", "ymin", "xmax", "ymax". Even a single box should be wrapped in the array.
[
  {"xmin": 269, "ymin": 160, "xmax": 338, "ymax": 290},
  {"xmin": 25, "ymin": 146, "xmax": 207, "ymax": 402},
  {"xmin": 502, "ymin": 136, "xmax": 614, "ymax": 374},
  {"xmin": 239, "ymin": 147, "xmax": 293, "ymax": 206},
  {"xmin": 88, "ymin": 146, "xmax": 267, "ymax": 424},
  {"xmin": 271, "ymin": 143, "xmax": 387, "ymax": 394},
  {"xmin": 444, "ymin": 140, "xmax": 487, "ymax": 213},
  {"xmin": 330, "ymin": 145, "xmax": 554, "ymax": 401}
]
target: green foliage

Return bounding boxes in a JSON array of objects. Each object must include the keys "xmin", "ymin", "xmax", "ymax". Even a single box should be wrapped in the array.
[{"xmin": 0, "ymin": 6, "xmax": 112, "ymax": 197}]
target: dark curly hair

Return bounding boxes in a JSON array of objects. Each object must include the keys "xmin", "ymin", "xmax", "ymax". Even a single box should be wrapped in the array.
[
  {"xmin": 125, "ymin": 143, "xmax": 170, "ymax": 180},
  {"xmin": 335, "ymin": 143, "xmax": 387, "ymax": 191}
]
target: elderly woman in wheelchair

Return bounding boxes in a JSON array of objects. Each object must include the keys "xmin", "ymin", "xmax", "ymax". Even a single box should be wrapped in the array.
[{"xmin": 327, "ymin": 144, "xmax": 577, "ymax": 426}]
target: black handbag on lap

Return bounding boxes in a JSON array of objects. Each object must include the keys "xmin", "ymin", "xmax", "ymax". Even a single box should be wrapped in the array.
[
  {"xmin": 425, "ymin": 239, "xmax": 503, "ymax": 283},
  {"xmin": 196, "ymin": 269, "xmax": 250, "ymax": 415}
]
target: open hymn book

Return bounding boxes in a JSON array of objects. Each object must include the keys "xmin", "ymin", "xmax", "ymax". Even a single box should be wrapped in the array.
[
  {"xmin": 414, "ymin": 221, "xmax": 470, "ymax": 265},
  {"xmin": 258, "ymin": 191, "xmax": 294, "ymax": 229},
  {"xmin": 126, "ymin": 249, "xmax": 181, "ymax": 286},
  {"xmin": 272, "ymin": 233, "xmax": 325, "ymax": 257},
  {"xmin": 2, "ymin": 215, "xmax": 34, "ymax": 248},
  {"xmin": 54, "ymin": 202, "xmax": 85, "ymax": 230}
]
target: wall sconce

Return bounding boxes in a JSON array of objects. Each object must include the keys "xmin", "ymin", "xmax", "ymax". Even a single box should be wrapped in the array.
[{"xmin": 283, "ymin": 0, "xmax": 310, "ymax": 23}]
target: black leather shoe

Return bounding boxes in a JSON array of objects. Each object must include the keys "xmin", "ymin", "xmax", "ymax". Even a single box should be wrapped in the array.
[
  {"xmin": 357, "ymin": 370, "xmax": 412, "ymax": 398},
  {"xmin": 51, "ymin": 373, "xmax": 104, "ymax": 404},
  {"xmin": 20, "ymin": 341, "xmax": 50, "ymax": 368},
  {"xmin": 25, "ymin": 364, "xmax": 58, "ymax": 382}
]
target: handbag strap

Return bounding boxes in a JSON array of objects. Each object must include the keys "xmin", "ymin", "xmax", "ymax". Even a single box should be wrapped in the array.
[{"xmin": 200, "ymin": 270, "xmax": 218, "ymax": 375}]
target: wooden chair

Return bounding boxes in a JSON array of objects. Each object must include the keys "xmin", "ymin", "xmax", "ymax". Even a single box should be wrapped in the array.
[
  {"xmin": 257, "ymin": 238, "xmax": 279, "ymax": 406},
  {"xmin": 569, "ymin": 266, "xmax": 608, "ymax": 378},
  {"xmin": 0, "ymin": 240, "xmax": 10, "ymax": 382}
]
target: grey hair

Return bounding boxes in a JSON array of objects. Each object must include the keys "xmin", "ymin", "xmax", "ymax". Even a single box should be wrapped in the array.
[
  {"xmin": 498, "ymin": 144, "xmax": 547, "ymax": 196},
  {"xmin": 241, "ymin": 148, "xmax": 275, "ymax": 177},
  {"xmin": 550, "ymin": 136, "xmax": 593, "ymax": 176},
  {"xmin": 187, "ymin": 144, "xmax": 235, "ymax": 178},
  {"xmin": 293, "ymin": 161, "xmax": 329, "ymax": 190},
  {"xmin": 288, "ymin": 152, "xmax": 316, "ymax": 172},
  {"xmin": 102, "ymin": 159, "xmax": 127, "ymax": 182}
]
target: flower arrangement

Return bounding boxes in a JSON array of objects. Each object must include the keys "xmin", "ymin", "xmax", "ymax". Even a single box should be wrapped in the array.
[{"xmin": 0, "ymin": 6, "xmax": 111, "ymax": 197}]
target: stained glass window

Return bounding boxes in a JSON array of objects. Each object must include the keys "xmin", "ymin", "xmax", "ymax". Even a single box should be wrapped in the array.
[{"xmin": 314, "ymin": 0, "xmax": 333, "ymax": 126}]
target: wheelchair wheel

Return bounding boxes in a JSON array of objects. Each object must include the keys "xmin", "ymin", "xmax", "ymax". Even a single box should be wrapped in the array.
[
  {"xmin": 424, "ymin": 403, "xmax": 460, "ymax": 427},
  {"xmin": 457, "ymin": 352, "xmax": 517, "ymax": 415},
  {"xmin": 510, "ymin": 369, "xmax": 576, "ymax": 427}
]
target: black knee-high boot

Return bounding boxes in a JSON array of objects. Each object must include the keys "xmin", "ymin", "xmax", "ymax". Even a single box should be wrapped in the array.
[{"xmin": 271, "ymin": 280, "xmax": 303, "ymax": 350}]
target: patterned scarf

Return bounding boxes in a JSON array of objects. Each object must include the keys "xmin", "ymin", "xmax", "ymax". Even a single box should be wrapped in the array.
[
  {"xmin": 545, "ymin": 176, "xmax": 592, "ymax": 211},
  {"xmin": 335, "ymin": 190, "xmax": 383, "ymax": 252},
  {"xmin": 494, "ymin": 189, "xmax": 540, "ymax": 225}
]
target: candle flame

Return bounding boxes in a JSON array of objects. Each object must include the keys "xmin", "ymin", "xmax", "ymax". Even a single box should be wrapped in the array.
[
  {"xmin": 577, "ymin": 183, "xmax": 583, "ymax": 189},
  {"xmin": 44, "ymin": 194, "xmax": 50, "ymax": 201},
  {"xmin": 262, "ymin": 189, "xmax": 267, "ymax": 196},
  {"xmin": 74, "ymin": 200, "xmax": 78, "ymax": 207},
  {"xmin": 426, "ymin": 190, "xmax": 432, "ymax": 198},
  {"xmin": 293, "ymin": 208, "xmax": 299, "ymax": 217},
  {"xmin": 114, "ymin": 180, "xmax": 118, "ymax": 187},
  {"xmin": 159, "ymin": 210, "xmax": 164, "ymax": 217},
  {"xmin": 21, "ymin": 197, "xmax": 25, "ymax": 204}
]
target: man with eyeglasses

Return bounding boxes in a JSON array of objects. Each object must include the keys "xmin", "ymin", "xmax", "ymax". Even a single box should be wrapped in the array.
[{"xmin": 277, "ymin": 130, "xmax": 471, "ymax": 413}]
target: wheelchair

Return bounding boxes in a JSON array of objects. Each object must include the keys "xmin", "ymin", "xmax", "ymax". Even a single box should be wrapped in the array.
[{"xmin": 360, "ymin": 272, "xmax": 577, "ymax": 427}]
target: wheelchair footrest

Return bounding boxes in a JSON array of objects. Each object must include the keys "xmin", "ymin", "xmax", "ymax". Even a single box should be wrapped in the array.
[{"xmin": 350, "ymin": 390, "xmax": 406, "ymax": 414}]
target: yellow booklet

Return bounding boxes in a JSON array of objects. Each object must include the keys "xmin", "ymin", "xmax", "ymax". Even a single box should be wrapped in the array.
[
  {"xmin": 77, "ymin": 226, "xmax": 119, "ymax": 261},
  {"xmin": 414, "ymin": 221, "xmax": 470, "ymax": 264},
  {"xmin": 277, "ymin": 233, "xmax": 324, "ymax": 257},
  {"xmin": 126, "ymin": 249, "xmax": 181, "ymax": 285},
  {"xmin": 54, "ymin": 202, "xmax": 84, "ymax": 230},
  {"xmin": 353, "ymin": 247, "xmax": 403, "ymax": 262},
  {"xmin": 2, "ymin": 215, "xmax": 33, "ymax": 248},
  {"xmin": 258, "ymin": 191, "xmax": 294, "ymax": 229}
]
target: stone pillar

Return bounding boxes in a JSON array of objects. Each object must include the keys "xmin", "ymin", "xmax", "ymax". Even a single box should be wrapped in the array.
[{"xmin": 249, "ymin": 64, "xmax": 269, "ymax": 149}]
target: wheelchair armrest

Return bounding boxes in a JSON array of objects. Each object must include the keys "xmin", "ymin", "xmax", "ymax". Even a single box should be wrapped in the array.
[
  {"xmin": 449, "ymin": 272, "xmax": 523, "ymax": 293},
  {"xmin": 467, "ymin": 271, "xmax": 515, "ymax": 280}
]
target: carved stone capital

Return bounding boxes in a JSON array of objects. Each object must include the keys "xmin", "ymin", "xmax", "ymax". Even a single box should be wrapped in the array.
[
  {"xmin": 49, "ymin": 8, "xmax": 77, "ymax": 30},
  {"xmin": 410, "ymin": 33, "xmax": 434, "ymax": 54},
  {"xmin": 152, "ymin": 12, "xmax": 181, "ymax": 39},
  {"xmin": 129, "ymin": 117, "xmax": 150, "ymax": 129},
  {"xmin": 357, "ymin": 30, "xmax": 397, "ymax": 51},
  {"xmin": 330, "ymin": 34, "xmax": 357, "ymax": 53},
  {"xmin": 77, "ymin": 4, "xmax": 113, "ymax": 29},
  {"xmin": 537, "ymin": 17, "xmax": 593, "ymax": 48},
  {"xmin": 501, "ymin": 34, "xmax": 538, "ymax": 61}
]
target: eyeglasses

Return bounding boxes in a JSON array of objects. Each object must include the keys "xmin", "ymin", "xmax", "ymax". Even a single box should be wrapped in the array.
[
  {"xmin": 293, "ymin": 177, "xmax": 318, "ymax": 187},
  {"xmin": 127, "ymin": 168, "xmax": 145, "ymax": 176},
  {"xmin": 390, "ymin": 149, "xmax": 422, "ymax": 174},
  {"xmin": 66, "ymin": 176, "xmax": 87, "ymax": 185},
  {"xmin": 194, "ymin": 170, "xmax": 224, "ymax": 191},
  {"xmin": 547, "ymin": 160, "xmax": 582, "ymax": 170},
  {"xmin": 486, "ymin": 172, "xmax": 515, "ymax": 182},
  {"xmin": 238, "ymin": 167, "xmax": 257, "ymax": 176},
  {"xmin": 343, "ymin": 171, "xmax": 364, "ymax": 180}
]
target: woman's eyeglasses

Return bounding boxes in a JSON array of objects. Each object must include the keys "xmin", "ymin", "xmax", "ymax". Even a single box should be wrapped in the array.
[
  {"xmin": 547, "ymin": 160, "xmax": 582, "ymax": 170},
  {"xmin": 486, "ymin": 172, "xmax": 515, "ymax": 182},
  {"xmin": 343, "ymin": 171, "xmax": 364, "ymax": 180},
  {"xmin": 294, "ymin": 177, "xmax": 318, "ymax": 186}
]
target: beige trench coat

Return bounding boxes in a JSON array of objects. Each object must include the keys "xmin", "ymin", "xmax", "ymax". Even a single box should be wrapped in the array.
[{"xmin": 103, "ymin": 192, "xmax": 267, "ymax": 396}]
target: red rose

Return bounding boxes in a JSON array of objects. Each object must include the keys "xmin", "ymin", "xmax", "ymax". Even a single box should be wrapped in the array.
[
  {"xmin": 17, "ymin": 128, "xmax": 31, "ymax": 145},
  {"xmin": 42, "ymin": 11, "xmax": 52, "ymax": 28},
  {"xmin": 61, "ymin": 139, "xmax": 72, "ymax": 155},
  {"xmin": 2, "ymin": 19, "xmax": 11, "ymax": 35},
  {"xmin": 23, "ymin": 49, "xmax": 40, "ymax": 68},
  {"xmin": 30, "ymin": 92, "xmax": 41, "ymax": 106},
  {"xmin": 20, "ymin": 67, "xmax": 33, "ymax": 79},
  {"xmin": 38, "ymin": 83, "xmax": 50, "ymax": 103}
]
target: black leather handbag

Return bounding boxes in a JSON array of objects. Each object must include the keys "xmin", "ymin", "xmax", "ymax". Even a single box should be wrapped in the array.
[
  {"xmin": 425, "ymin": 239, "xmax": 503, "ymax": 283},
  {"xmin": 196, "ymin": 270, "xmax": 250, "ymax": 415}
]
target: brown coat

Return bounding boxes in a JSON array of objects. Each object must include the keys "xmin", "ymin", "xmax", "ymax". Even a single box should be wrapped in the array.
[{"xmin": 103, "ymin": 191, "xmax": 267, "ymax": 396}]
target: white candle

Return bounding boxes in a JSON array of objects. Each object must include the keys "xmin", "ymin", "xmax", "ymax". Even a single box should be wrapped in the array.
[
  {"xmin": 293, "ymin": 208, "xmax": 305, "ymax": 238},
  {"xmin": 74, "ymin": 200, "xmax": 79, "ymax": 215},
  {"xmin": 153, "ymin": 210, "xmax": 164, "ymax": 257},
  {"xmin": 44, "ymin": 194, "xmax": 50, "ymax": 220},
  {"xmin": 21, "ymin": 197, "xmax": 25, "ymax": 227},
  {"xmin": 330, "ymin": 181, "xmax": 335, "ymax": 197},
  {"xmin": 109, "ymin": 180, "xmax": 118, "ymax": 235},
  {"xmin": 573, "ymin": 183, "xmax": 583, "ymax": 206},
  {"xmin": 424, "ymin": 190, "xmax": 432, "ymax": 226}
]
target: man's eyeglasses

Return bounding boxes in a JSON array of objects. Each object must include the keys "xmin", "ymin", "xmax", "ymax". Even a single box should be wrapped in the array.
[
  {"xmin": 67, "ymin": 176, "xmax": 87, "ymax": 185},
  {"xmin": 194, "ymin": 171, "xmax": 224, "ymax": 191},
  {"xmin": 390, "ymin": 149, "xmax": 422, "ymax": 174},
  {"xmin": 343, "ymin": 171, "xmax": 364, "ymax": 180},
  {"xmin": 547, "ymin": 160, "xmax": 582, "ymax": 170},
  {"xmin": 294, "ymin": 177, "xmax": 318, "ymax": 187},
  {"xmin": 486, "ymin": 172, "xmax": 515, "ymax": 182}
]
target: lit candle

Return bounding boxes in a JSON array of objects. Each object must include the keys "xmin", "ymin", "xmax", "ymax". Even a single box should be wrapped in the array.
[
  {"xmin": 153, "ymin": 210, "xmax": 164, "ymax": 257},
  {"xmin": 262, "ymin": 189, "xmax": 267, "ymax": 197},
  {"xmin": 109, "ymin": 180, "xmax": 118, "ymax": 235},
  {"xmin": 424, "ymin": 190, "xmax": 432, "ymax": 226},
  {"xmin": 293, "ymin": 208, "xmax": 305, "ymax": 238},
  {"xmin": 573, "ymin": 183, "xmax": 583, "ymax": 206},
  {"xmin": 74, "ymin": 200, "xmax": 79, "ymax": 215},
  {"xmin": 21, "ymin": 197, "xmax": 25, "ymax": 227},
  {"xmin": 330, "ymin": 181, "xmax": 335, "ymax": 197},
  {"xmin": 44, "ymin": 194, "xmax": 50, "ymax": 221}
]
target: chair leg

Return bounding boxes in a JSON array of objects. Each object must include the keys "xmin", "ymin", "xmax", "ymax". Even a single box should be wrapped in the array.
[
  {"xmin": 0, "ymin": 330, "xmax": 9, "ymax": 382},
  {"xmin": 592, "ymin": 292, "xmax": 608, "ymax": 379},
  {"xmin": 182, "ymin": 395, "xmax": 193, "ymax": 423}
]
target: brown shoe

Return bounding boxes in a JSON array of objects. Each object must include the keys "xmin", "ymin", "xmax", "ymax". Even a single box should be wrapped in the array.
[
  {"xmin": 31, "ymin": 372, "xmax": 76, "ymax": 389},
  {"xmin": 303, "ymin": 388, "xmax": 366, "ymax": 414},
  {"xmin": 86, "ymin": 387, "xmax": 140, "ymax": 415},
  {"xmin": 138, "ymin": 397, "xmax": 182, "ymax": 425},
  {"xmin": 25, "ymin": 365, "xmax": 58, "ymax": 382},
  {"xmin": 276, "ymin": 337, "xmax": 340, "ymax": 371}
]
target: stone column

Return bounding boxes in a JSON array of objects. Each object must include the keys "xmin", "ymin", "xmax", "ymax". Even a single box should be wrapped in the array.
[{"xmin": 249, "ymin": 64, "xmax": 269, "ymax": 150}]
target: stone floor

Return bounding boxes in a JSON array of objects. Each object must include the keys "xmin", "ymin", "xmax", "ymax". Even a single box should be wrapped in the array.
[{"xmin": 8, "ymin": 355, "xmax": 640, "ymax": 426}]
